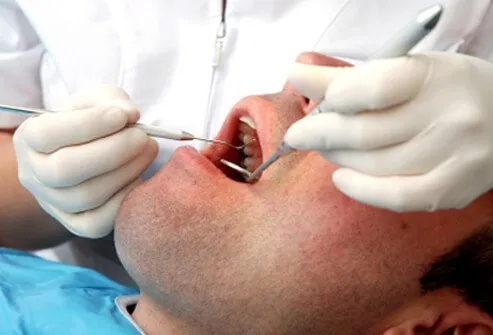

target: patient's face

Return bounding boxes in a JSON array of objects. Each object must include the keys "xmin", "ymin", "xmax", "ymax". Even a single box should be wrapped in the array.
[{"xmin": 115, "ymin": 57, "xmax": 493, "ymax": 334}]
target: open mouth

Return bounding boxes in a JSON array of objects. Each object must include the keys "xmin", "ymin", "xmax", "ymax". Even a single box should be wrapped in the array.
[{"xmin": 201, "ymin": 114, "xmax": 263, "ymax": 183}]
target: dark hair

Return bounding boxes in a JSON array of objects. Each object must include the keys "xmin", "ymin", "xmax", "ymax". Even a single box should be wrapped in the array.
[{"xmin": 420, "ymin": 226, "xmax": 493, "ymax": 316}]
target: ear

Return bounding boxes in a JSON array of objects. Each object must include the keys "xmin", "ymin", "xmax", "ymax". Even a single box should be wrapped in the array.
[
  {"xmin": 450, "ymin": 324, "xmax": 493, "ymax": 335},
  {"xmin": 379, "ymin": 290, "xmax": 493, "ymax": 335},
  {"xmin": 381, "ymin": 308, "xmax": 442, "ymax": 335},
  {"xmin": 385, "ymin": 322, "xmax": 493, "ymax": 335},
  {"xmin": 432, "ymin": 306, "xmax": 493, "ymax": 335},
  {"xmin": 282, "ymin": 52, "xmax": 353, "ymax": 115}
]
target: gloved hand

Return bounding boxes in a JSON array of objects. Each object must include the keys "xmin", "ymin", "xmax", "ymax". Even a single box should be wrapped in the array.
[
  {"xmin": 285, "ymin": 52, "xmax": 493, "ymax": 212},
  {"xmin": 13, "ymin": 85, "xmax": 158, "ymax": 238}
]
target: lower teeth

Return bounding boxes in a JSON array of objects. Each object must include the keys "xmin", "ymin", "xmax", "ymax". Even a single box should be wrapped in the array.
[{"xmin": 242, "ymin": 157, "xmax": 260, "ymax": 172}]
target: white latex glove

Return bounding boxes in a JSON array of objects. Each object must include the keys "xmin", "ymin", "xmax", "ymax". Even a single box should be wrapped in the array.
[
  {"xmin": 13, "ymin": 85, "xmax": 158, "ymax": 238},
  {"xmin": 285, "ymin": 52, "xmax": 493, "ymax": 212}
]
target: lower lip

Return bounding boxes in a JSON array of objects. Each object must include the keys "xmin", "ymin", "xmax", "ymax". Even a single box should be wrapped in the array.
[{"xmin": 173, "ymin": 145, "xmax": 226, "ymax": 179}]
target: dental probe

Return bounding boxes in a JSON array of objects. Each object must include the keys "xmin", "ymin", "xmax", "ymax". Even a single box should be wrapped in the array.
[
  {"xmin": 245, "ymin": 4, "xmax": 443, "ymax": 182},
  {"xmin": 0, "ymin": 104, "xmax": 245, "ymax": 150}
]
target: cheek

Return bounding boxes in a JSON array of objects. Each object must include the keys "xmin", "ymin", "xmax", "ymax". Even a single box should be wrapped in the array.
[
  {"xmin": 253, "ymin": 191, "xmax": 431, "ymax": 331},
  {"xmin": 276, "ymin": 155, "xmax": 458, "ymax": 267},
  {"xmin": 266, "ymin": 161, "xmax": 466, "ymax": 325},
  {"xmin": 284, "ymin": 188, "xmax": 440, "ymax": 284}
]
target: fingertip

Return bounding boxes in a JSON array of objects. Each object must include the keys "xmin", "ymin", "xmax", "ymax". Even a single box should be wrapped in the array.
[
  {"xmin": 331, "ymin": 168, "xmax": 355, "ymax": 193},
  {"xmin": 287, "ymin": 54, "xmax": 353, "ymax": 104},
  {"xmin": 331, "ymin": 168, "xmax": 384, "ymax": 208},
  {"xmin": 323, "ymin": 56, "xmax": 430, "ymax": 113},
  {"xmin": 285, "ymin": 114, "xmax": 334, "ymax": 150},
  {"xmin": 284, "ymin": 118, "xmax": 313, "ymax": 150},
  {"xmin": 103, "ymin": 107, "xmax": 129, "ymax": 131},
  {"xmin": 126, "ymin": 127, "xmax": 151, "ymax": 152},
  {"xmin": 147, "ymin": 138, "xmax": 159, "ymax": 158},
  {"xmin": 112, "ymin": 100, "xmax": 140, "ymax": 123},
  {"xmin": 21, "ymin": 114, "xmax": 60, "ymax": 153},
  {"xmin": 12, "ymin": 118, "xmax": 27, "ymax": 143},
  {"xmin": 127, "ymin": 109, "xmax": 141, "ymax": 123},
  {"xmin": 287, "ymin": 63, "xmax": 329, "ymax": 100}
]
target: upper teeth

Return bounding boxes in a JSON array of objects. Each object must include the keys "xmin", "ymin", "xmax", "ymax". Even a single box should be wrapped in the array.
[{"xmin": 239, "ymin": 116, "xmax": 256, "ymax": 129}]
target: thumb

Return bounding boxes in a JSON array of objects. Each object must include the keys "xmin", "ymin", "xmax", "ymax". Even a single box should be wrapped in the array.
[{"xmin": 287, "ymin": 63, "xmax": 349, "ymax": 101}]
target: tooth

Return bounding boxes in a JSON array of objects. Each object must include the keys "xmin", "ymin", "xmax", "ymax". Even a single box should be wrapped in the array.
[
  {"xmin": 243, "ymin": 157, "xmax": 261, "ymax": 171},
  {"xmin": 238, "ymin": 122, "xmax": 255, "ymax": 135},
  {"xmin": 243, "ymin": 146, "xmax": 254, "ymax": 156},
  {"xmin": 239, "ymin": 116, "xmax": 256, "ymax": 129},
  {"xmin": 238, "ymin": 132, "xmax": 246, "ymax": 142},
  {"xmin": 243, "ymin": 145, "xmax": 261, "ymax": 157},
  {"xmin": 243, "ymin": 134, "xmax": 256, "ymax": 145}
]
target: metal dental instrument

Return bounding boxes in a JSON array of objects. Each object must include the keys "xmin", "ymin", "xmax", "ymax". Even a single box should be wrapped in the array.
[
  {"xmin": 0, "ymin": 104, "xmax": 245, "ymax": 150},
  {"xmin": 245, "ymin": 4, "xmax": 443, "ymax": 182},
  {"xmin": 220, "ymin": 159, "xmax": 253, "ymax": 179},
  {"xmin": 133, "ymin": 123, "xmax": 247, "ymax": 150}
]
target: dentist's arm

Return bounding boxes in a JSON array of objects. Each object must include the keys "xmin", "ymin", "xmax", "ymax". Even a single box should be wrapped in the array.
[
  {"xmin": 0, "ymin": 3, "xmax": 158, "ymax": 247},
  {"xmin": 285, "ymin": 52, "xmax": 493, "ymax": 212},
  {"xmin": 0, "ymin": 130, "xmax": 72, "ymax": 249},
  {"xmin": 0, "ymin": 1, "xmax": 71, "ymax": 249}
]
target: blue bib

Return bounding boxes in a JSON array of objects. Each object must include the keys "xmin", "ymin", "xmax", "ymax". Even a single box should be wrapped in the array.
[{"xmin": 0, "ymin": 248, "xmax": 141, "ymax": 334}]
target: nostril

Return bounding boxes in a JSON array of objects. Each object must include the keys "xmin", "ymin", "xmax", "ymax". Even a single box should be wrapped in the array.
[
  {"xmin": 293, "ymin": 94, "xmax": 310, "ymax": 107},
  {"xmin": 299, "ymin": 95, "xmax": 317, "ymax": 115}
]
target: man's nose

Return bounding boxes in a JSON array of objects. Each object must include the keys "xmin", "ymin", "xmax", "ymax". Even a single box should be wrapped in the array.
[
  {"xmin": 296, "ymin": 52, "xmax": 351, "ymax": 67},
  {"xmin": 283, "ymin": 52, "xmax": 353, "ymax": 115}
]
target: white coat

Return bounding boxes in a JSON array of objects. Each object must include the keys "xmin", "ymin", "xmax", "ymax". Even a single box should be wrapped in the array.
[{"xmin": 0, "ymin": 0, "xmax": 492, "ymax": 284}]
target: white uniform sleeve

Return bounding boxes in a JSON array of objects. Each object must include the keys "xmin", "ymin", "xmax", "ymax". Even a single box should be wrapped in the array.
[
  {"xmin": 0, "ymin": 0, "xmax": 44, "ymax": 129},
  {"xmin": 463, "ymin": 2, "xmax": 493, "ymax": 61}
]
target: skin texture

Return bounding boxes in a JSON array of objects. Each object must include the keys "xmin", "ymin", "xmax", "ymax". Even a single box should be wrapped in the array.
[{"xmin": 115, "ymin": 54, "xmax": 493, "ymax": 335}]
